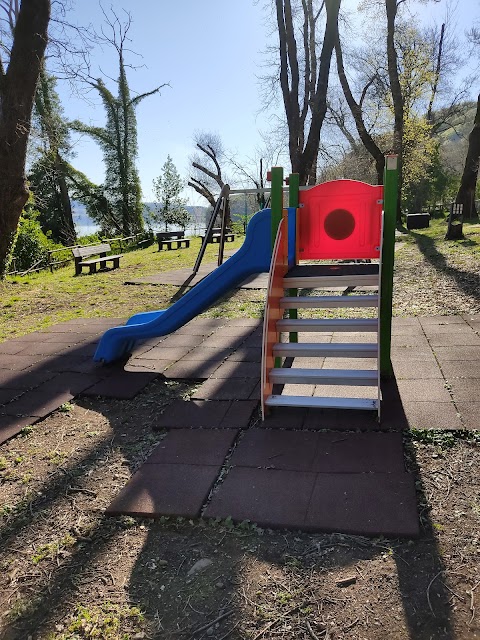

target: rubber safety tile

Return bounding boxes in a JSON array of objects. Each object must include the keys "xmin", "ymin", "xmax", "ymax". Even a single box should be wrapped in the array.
[
  {"xmin": 305, "ymin": 472, "xmax": 419, "ymax": 537},
  {"xmin": 2, "ymin": 390, "xmax": 74, "ymax": 417},
  {"xmin": 204, "ymin": 467, "xmax": 316, "ymax": 529},
  {"xmin": 152, "ymin": 399, "xmax": 231, "ymax": 429},
  {"xmin": 82, "ymin": 371, "xmax": 157, "ymax": 399},
  {"xmin": 209, "ymin": 361, "xmax": 261, "ymax": 379},
  {"xmin": 161, "ymin": 360, "xmax": 221, "ymax": 380},
  {"xmin": 106, "ymin": 463, "xmax": 220, "ymax": 518},
  {"xmin": 146, "ymin": 429, "xmax": 238, "ymax": 466},
  {"xmin": 0, "ymin": 414, "xmax": 39, "ymax": 445},
  {"xmin": 192, "ymin": 377, "xmax": 259, "ymax": 401}
]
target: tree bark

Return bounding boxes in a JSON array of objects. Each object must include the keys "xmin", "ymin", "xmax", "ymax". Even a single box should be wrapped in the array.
[
  {"xmin": 0, "ymin": 0, "xmax": 51, "ymax": 275},
  {"xmin": 456, "ymin": 95, "xmax": 480, "ymax": 220},
  {"xmin": 334, "ymin": 34, "xmax": 385, "ymax": 184},
  {"xmin": 276, "ymin": 0, "xmax": 341, "ymax": 185}
]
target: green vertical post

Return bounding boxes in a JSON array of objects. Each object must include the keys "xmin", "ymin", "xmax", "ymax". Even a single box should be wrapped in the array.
[
  {"xmin": 380, "ymin": 155, "xmax": 399, "ymax": 377},
  {"xmin": 288, "ymin": 173, "xmax": 300, "ymax": 343},
  {"xmin": 270, "ymin": 166, "xmax": 284, "ymax": 249}
]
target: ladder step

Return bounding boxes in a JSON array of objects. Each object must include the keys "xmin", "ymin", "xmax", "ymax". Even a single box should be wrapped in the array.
[
  {"xmin": 280, "ymin": 295, "xmax": 379, "ymax": 309},
  {"xmin": 269, "ymin": 368, "xmax": 378, "ymax": 385},
  {"xmin": 283, "ymin": 274, "xmax": 379, "ymax": 288},
  {"xmin": 277, "ymin": 318, "xmax": 377, "ymax": 332},
  {"xmin": 265, "ymin": 395, "xmax": 379, "ymax": 411},
  {"xmin": 273, "ymin": 343, "xmax": 378, "ymax": 358}
]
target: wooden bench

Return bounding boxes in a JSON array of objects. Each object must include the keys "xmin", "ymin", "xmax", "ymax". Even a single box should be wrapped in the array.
[
  {"xmin": 156, "ymin": 231, "xmax": 190, "ymax": 251},
  {"xmin": 200, "ymin": 227, "xmax": 235, "ymax": 243},
  {"xmin": 71, "ymin": 243, "xmax": 123, "ymax": 275}
]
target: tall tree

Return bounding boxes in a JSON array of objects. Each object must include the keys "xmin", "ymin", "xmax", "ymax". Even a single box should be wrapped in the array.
[
  {"xmin": 274, "ymin": 0, "xmax": 341, "ymax": 185},
  {"xmin": 455, "ymin": 95, "xmax": 480, "ymax": 220},
  {"xmin": 188, "ymin": 132, "xmax": 231, "ymax": 225},
  {"xmin": 72, "ymin": 10, "xmax": 165, "ymax": 236},
  {"xmin": 152, "ymin": 155, "xmax": 191, "ymax": 231},
  {"xmin": 0, "ymin": 0, "xmax": 51, "ymax": 276},
  {"xmin": 29, "ymin": 68, "xmax": 76, "ymax": 244}
]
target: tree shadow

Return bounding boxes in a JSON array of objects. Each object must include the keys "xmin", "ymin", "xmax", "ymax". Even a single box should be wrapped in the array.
[{"xmin": 411, "ymin": 230, "xmax": 480, "ymax": 304}]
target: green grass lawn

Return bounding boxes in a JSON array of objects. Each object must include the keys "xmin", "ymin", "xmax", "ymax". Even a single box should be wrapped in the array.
[
  {"xmin": 2, "ymin": 218, "xmax": 480, "ymax": 342},
  {"xmin": 0, "ymin": 235, "xmax": 266, "ymax": 341}
]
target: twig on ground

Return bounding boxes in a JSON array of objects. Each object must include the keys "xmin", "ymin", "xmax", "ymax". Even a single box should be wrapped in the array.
[
  {"xmin": 467, "ymin": 580, "xmax": 480, "ymax": 624},
  {"xmin": 306, "ymin": 620, "xmax": 326, "ymax": 639},
  {"xmin": 427, "ymin": 570, "xmax": 444, "ymax": 616},
  {"xmin": 187, "ymin": 609, "xmax": 233, "ymax": 639}
]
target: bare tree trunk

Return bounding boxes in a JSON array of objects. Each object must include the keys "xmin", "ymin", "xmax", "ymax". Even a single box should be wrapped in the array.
[
  {"xmin": 456, "ymin": 95, "xmax": 480, "ymax": 220},
  {"xmin": 0, "ymin": 0, "xmax": 51, "ymax": 275},
  {"xmin": 276, "ymin": 0, "xmax": 341, "ymax": 186},
  {"xmin": 54, "ymin": 152, "xmax": 77, "ymax": 245}
]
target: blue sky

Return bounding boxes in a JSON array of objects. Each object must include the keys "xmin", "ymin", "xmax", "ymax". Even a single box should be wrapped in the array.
[{"xmin": 54, "ymin": 0, "xmax": 474, "ymax": 206}]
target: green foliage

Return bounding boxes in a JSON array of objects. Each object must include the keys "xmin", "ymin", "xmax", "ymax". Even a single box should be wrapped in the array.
[
  {"xmin": 71, "ymin": 49, "xmax": 163, "ymax": 237},
  {"xmin": 152, "ymin": 155, "xmax": 192, "ymax": 231},
  {"xmin": 50, "ymin": 603, "xmax": 145, "ymax": 640},
  {"xmin": 9, "ymin": 211, "xmax": 54, "ymax": 272}
]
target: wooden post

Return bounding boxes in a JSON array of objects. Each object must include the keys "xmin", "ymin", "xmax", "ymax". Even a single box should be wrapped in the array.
[{"xmin": 380, "ymin": 155, "xmax": 398, "ymax": 378}]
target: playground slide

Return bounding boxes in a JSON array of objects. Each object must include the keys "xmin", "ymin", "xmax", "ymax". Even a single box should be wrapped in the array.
[{"xmin": 93, "ymin": 208, "xmax": 273, "ymax": 364}]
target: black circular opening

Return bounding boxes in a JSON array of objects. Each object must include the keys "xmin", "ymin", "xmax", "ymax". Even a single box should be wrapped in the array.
[{"xmin": 324, "ymin": 208, "xmax": 356, "ymax": 240}]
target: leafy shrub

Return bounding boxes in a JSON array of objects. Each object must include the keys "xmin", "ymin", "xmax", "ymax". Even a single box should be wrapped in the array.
[{"xmin": 9, "ymin": 212, "xmax": 54, "ymax": 272}]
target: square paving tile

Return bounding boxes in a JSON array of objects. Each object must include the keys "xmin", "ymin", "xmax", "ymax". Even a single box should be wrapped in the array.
[
  {"xmin": 230, "ymin": 430, "xmax": 320, "ymax": 471},
  {"xmin": 193, "ymin": 377, "xmax": 259, "ymax": 401},
  {"xmin": 391, "ymin": 360, "xmax": 443, "ymax": 380},
  {"xmin": 146, "ymin": 429, "xmax": 238, "ymax": 465},
  {"xmin": 455, "ymin": 402, "xmax": 480, "ymax": 430},
  {"xmin": 0, "ymin": 414, "xmax": 39, "ymax": 445},
  {"xmin": 160, "ymin": 334, "xmax": 205, "ymax": 348},
  {"xmin": 449, "ymin": 379, "xmax": 480, "ymax": 403},
  {"xmin": 182, "ymin": 346, "xmax": 232, "ymax": 362},
  {"xmin": 215, "ymin": 326, "xmax": 256, "ymax": 338},
  {"xmin": 0, "ymin": 388, "xmax": 24, "ymax": 405},
  {"xmin": 391, "ymin": 335, "xmax": 431, "ymax": 348},
  {"xmin": 226, "ymin": 347, "xmax": 262, "ymax": 363},
  {"xmin": 0, "ymin": 369, "xmax": 56, "ymax": 391},
  {"xmin": 303, "ymin": 407, "xmax": 383, "ymax": 431},
  {"xmin": 201, "ymin": 334, "xmax": 246, "ymax": 349},
  {"xmin": 312, "ymin": 432, "xmax": 405, "ymax": 472},
  {"xmin": 124, "ymin": 359, "xmax": 172, "ymax": 373},
  {"xmin": 390, "ymin": 347, "xmax": 437, "ymax": 362},
  {"xmin": 427, "ymin": 333, "xmax": 480, "ymax": 347},
  {"xmin": 392, "ymin": 318, "xmax": 422, "ymax": 326},
  {"xmin": 152, "ymin": 399, "xmax": 231, "ymax": 429},
  {"xmin": 204, "ymin": 467, "xmax": 316, "ymax": 529},
  {"xmin": 82, "ymin": 371, "xmax": 157, "ymax": 399},
  {"xmin": 419, "ymin": 316, "xmax": 466, "ymax": 325},
  {"xmin": 3, "ymin": 390, "xmax": 74, "ymax": 417},
  {"xmin": 34, "ymin": 372, "xmax": 101, "ymax": 396},
  {"xmin": 107, "ymin": 464, "xmax": 220, "ymax": 517},
  {"xmin": 210, "ymin": 361, "xmax": 261, "ymax": 379},
  {"xmin": 0, "ymin": 340, "xmax": 30, "ymax": 355},
  {"xmin": 219, "ymin": 401, "xmax": 258, "ymax": 428},
  {"xmin": 261, "ymin": 407, "xmax": 308, "ymax": 429},
  {"xmin": 395, "ymin": 379, "xmax": 452, "ymax": 402},
  {"xmin": 402, "ymin": 401, "xmax": 462, "ymax": 430},
  {"xmin": 305, "ymin": 472, "xmax": 419, "ymax": 537},
  {"xmin": 434, "ymin": 346, "xmax": 480, "ymax": 362},
  {"xmin": 441, "ymin": 361, "xmax": 480, "ymax": 379},
  {"xmin": 162, "ymin": 360, "xmax": 221, "ymax": 380},
  {"xmin": 0, "ymin": 354, "xmax": 42, "ymax": 370},
  {"xmin": 139, "ymin": 346, "xmax": 193, "ymax": 361}
]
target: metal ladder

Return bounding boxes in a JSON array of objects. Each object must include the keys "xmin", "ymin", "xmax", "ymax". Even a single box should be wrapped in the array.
[{"xmin": 263, "ymin": 263, "xmax": 381, "ymax": 416}]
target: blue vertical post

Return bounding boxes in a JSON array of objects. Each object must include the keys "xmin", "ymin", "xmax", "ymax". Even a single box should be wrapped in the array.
[{"xmin": 288, "ymin": 174, "xmax": 299, "ymax": 343}]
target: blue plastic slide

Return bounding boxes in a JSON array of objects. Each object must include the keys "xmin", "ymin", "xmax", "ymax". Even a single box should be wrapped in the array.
[{"xmin": 93, "ymin": 208, "xmax": 273, "ymax": 363}]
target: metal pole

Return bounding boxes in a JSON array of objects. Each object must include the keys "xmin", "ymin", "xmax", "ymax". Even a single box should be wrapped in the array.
[
  {"xmin": 380, "ymin": 155, "xmax": 399, "ymax": 378},
  {"xmin": 193, "ymin": 184, "xmax": 230, "ymax": 275},
  {"xmin": 217, "ymin": 187, "xmax": 230, "ymax": 267}
]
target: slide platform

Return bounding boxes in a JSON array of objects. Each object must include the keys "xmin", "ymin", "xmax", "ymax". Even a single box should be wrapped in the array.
[{"xmin": 94, "ymin": 208, "xmax": 273, "ymax": 364}]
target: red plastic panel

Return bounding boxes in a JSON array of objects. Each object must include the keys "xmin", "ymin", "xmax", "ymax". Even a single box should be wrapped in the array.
[{"xmin": 297, "ymin": 180, "xmax": 383, "ymax": 260}]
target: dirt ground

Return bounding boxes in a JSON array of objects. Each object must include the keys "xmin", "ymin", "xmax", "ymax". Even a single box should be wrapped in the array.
[{"xmin": 0, "ymin": 376, "xmax": 479, "ymax": 640}]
